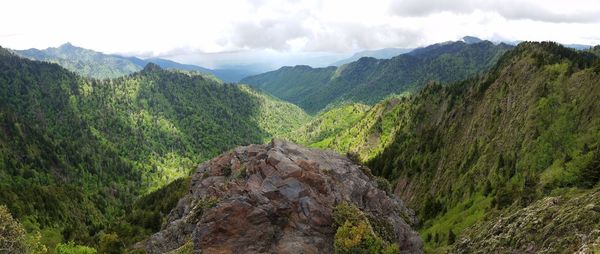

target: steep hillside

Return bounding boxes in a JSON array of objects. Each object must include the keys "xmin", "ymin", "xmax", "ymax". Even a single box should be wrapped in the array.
[
  {"xmin": 242, "ymin": 40, "xmax": 512, "ymax": 113},
  {"xmin": 79, "ymin": 63, "xmax": 310, "ymax": 190},
  {"xmin": 241, "ymin": 65, "xmax": 337, "ymax": 107},
  {"xmin": 0, "ymin": 47, "xmax": 309, "ymax": 249},
  {"xmin": 286, "ymin": 103, "xmax": 370, "ymax": 147},
  {"xmin": 295, "ymin": 42, "xmax": 600, "ymax": 252},
  {"xmin": 0, "ymin": 46, "xmax": 140, "ymax": 246},
  {"xmin": 14, "ymin": 43, "xmax": 212, "ymax": 79},
  {"xmin": 289, "ymin": 98, "xmax": 409, "ymax": 163},
  {"xmin": 452, "ymin": 189, "xmax": 600, "ymax": 253}
]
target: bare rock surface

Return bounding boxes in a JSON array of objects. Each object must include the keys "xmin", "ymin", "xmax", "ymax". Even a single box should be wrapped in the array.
[
  {"xmin": 452, "ymin": 188, "xmax": 600, "ymax": 254},
  {"xmin": 137, "ymin": 139, "xmax": 422, "ymax": 253}
]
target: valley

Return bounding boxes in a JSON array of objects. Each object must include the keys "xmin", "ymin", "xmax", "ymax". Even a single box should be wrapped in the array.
[{"xmin": 1, "ymin": 38, "xmax": 599, "ymax": 253}]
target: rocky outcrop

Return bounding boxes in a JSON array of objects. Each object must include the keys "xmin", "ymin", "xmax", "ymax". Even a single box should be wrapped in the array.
[
  {"xmin": 137, "ymin": 139, "xmax": 422, "ymax": 253},
  {"xmin": 451, "ymin": 188, "xmax": 600, "ymax": 254}
]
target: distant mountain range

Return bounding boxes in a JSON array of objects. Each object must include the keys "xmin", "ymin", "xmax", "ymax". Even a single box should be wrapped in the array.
[
  {"xmin": 12, "ymin": 37, "xmax": 593, "ymax": 83},
  {"xmin": 13, "ymin": 43, "xmax": 257, "ymax": 82},
  {"xmin": 331, "ymin": 47, "xmax": 413, "ymax": 66},
  {"xmin": 242, "ymin": 39, "xmax": 513, "ymax": 113},
  {"xmin": 330, "ymin": 36, "xmax": 593, "ymax": 67}
]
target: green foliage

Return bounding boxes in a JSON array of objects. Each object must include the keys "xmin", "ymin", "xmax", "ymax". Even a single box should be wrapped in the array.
[
  {"xmin": 14, "ymin": 43, "xmax": 212, "ymax": 79},
  {"xmin": 332, "ymin": 202, "xmax": 366, "ymax": 227},
  {"xmin": 287, "ymin": 103, "xmax": 369, "ymax": 146},
  {"xmin": 98, "ymin": 232, "xmax": 123, "ymax": 254},
  {"xmin": 187, "ymin": 196, "xmax": 220, "ymax": 224},
  {"xmin": 166, "ymin": 241, "xmax": 193, "ymax": 254},
  {"xmin": 295, "ymin": 96, "xmax": 412, "ymax": 165},
  {"xmin": 243, "ymin": 41, "xmax": 512, "ymax": 113},
  {"xmin": 241, "ymin": 65, "xmax": 338, "ymax": 114},
  {"xmin": 0, "ymin": 48, "xmax": 308, "ymax": 250},
  {"xmin": 15, "ymin": 43, "xmax": 142, "ymax": 79},
  {"xmin": 308, "ymin": 42, "xmax": 600, "ymax": 252},
  {"xmin": 0, "ymin": 205, "xmax": 27, "ymax": 253},
  {"xmin": 454, "ymin": 188, "xmax": 600, "ymax": 253},
  {"xmin": 374, "ymin": 176, "xmax": 393, "ymax": 196},
  {"xmin": 25, "ymin": 231, "xmax": 47, "ymax": 254},
  {"xmin": 110, "ymin": 177, "xmax": 191, "ymax": 247},
  {"xmin": 420, "ymin": 194, "xmax": 492, "ymax": 252},
  {"xmin": 493, "ymin": 186, "xmax": 514, "ymax": 209},
  {"xmin": 576, "ymin": 147, "xmax": 600, "ymax": 188},
  {"xmin": 332, "ymin": 202, "xmax": 399, "ymax": 254},
  {"xmin": 420, "ymin": 195, "xmax": 445, "ymax": 221},
  {"xmin": 447, "ymin": 229, "xmax": 456, "ymax": 245},
  {"xmin": 55, "ymin": 241, "xmax": 97, "ymax": 254}
]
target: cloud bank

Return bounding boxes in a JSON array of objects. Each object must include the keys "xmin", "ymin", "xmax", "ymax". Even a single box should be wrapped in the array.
[{"xmin": 0, "ymin": 0, "xmax": 599, "ymax": 67}]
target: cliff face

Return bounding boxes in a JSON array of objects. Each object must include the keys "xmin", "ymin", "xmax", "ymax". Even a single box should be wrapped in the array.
[
  {"xmin": 138, "ymin": 139, "xmax": 422, "ymax": 253},
  {"xmin": 452, "ymin": 188, "xmax": 600, "ymax": 253}
]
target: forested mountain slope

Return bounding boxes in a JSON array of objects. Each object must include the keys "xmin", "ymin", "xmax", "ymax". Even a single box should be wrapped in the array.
[
  {"xmin": 292, "ymin": 42, "xmax": 600, "ymax": 252},
  {"xmin": 14, "ymin": 43, "xmax": 213, "ymax": 79},
  {"xmin": 286, "ymin": 103, "xmax": 370, "ymax": 147},
  {"xmin": 242, "ymin": 40, "xmax": 512, "ymax": 113},
  {"xmin": 0, "ymin": 47, "xmax": 308, "ymax": 249}
]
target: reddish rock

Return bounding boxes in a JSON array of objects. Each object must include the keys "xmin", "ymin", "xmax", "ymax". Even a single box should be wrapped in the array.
[{"xmin": 138, "ymin": 139, "xmax": 422, "ymax": 253}]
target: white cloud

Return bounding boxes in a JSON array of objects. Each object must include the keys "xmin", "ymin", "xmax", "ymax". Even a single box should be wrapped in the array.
[
  {"xmin": 390, "ymin": 0, "xmax": 600, "ymax": 23},
  {"xmin": 0, "ymin": 0, "xmax": 599, "ymax": 67}
]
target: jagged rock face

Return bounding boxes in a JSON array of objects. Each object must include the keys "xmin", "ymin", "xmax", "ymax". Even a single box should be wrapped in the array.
[
  {"xmin": 138, "ymin": 140, "xmax": 422, "ymax": 253},
  {"xmin": 451, "ymin": 188, "xmax": 600, "ymax": 253}
]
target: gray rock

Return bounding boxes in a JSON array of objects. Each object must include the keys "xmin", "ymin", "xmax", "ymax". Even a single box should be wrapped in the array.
[{"xmin": 136, "ymin": 139, "xmax": 422, "ymax": 253}]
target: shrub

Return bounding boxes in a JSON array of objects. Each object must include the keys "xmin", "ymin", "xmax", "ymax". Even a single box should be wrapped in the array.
[
  {"xmin": 98, "ymin": 232, "xmax": 123, "ymax": 254},
  {"xmin": 494, "ymin": 186, "xmax": 514, "ymax": 209},
  {"xmin": 0, "ymin": 205, "xmax": 27, "ymax": 254},
  {"xmin": 374, "ymin": 176, "xmax": 393, "ymax": 196},
  {"xmin": 55, "ymin": 241, "xmax": 97, "ymax": 254},
  {"xmin": 576, "ymin": 149, "xmax": 600, "ymax": 188},
  {"xmin": 420, "ymin": 195, "xmax": 444, "ymax": 221},
  {"xmin": 332, "ymin": 202, "xmax": 399, "ymax": 254},
  {"xmin": 448, "ymin": 229, "xmax": 456, "ymax": 245},
  {"xmin": 332, "ymin": 202, "xmax": 365, "ymax": 227},
  {"xmin": 187, "ymin": 196, "xmax": 220, "ymax": 223},
  {"xmin": 222, "ymin": 166, "xmax": 232, "ymax": 177}
]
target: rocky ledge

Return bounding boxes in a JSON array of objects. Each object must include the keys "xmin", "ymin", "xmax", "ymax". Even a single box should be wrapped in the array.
[
  {"xmin": 452, "ymin": 188, "xmax": 600, "ymax": 253},
  {"xmin": 137, "ymin": 139, "xmax": 422, "ymax": 253}
]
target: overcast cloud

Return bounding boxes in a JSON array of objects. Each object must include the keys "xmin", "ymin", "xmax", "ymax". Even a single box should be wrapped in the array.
[
  {"xmin": 390, "ymin": 0, "xmax": 600, "ymax": 23},
  {"xmin": 1, "ymin": 0, "xmax": 599, "ymax": 67}
]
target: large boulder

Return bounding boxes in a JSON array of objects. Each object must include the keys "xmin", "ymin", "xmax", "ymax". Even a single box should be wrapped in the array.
[{"xmin": 137, "ymin": 139, "xmax": 422, "ymax": 253}]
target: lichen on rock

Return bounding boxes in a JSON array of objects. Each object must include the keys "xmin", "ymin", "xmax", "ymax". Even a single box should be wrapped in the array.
[
  {"xmin": 136, "ymin": 139, "xmax": 422, "ymax": 253},
  {"xmin": 451, "ymin": 188, "xmax": 600, "ymax": 254}
]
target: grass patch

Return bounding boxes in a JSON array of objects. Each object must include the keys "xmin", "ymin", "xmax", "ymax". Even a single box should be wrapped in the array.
[{"xmin": 420, "ymin": 193, "xmax": 492, "ymax": 253}]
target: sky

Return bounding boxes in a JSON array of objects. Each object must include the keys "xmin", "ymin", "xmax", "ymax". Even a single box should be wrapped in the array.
[{"xmin": 2, "ymin": 0, "xmax": 600, "ymax": 68}]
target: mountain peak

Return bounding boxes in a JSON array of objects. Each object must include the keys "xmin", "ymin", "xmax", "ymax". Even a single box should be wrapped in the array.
[
  {"xmin": 138, "ymin": 139, "xmax": 421, "ymax": 253},
  {"xmin": 462, "ymin": 36, "xmax": 483, "ymax": 44},
  {"xmin": 142, "ymin": 62, "xmax": 162, "ymax": 72},
  {"xmin": 59, "ymin": 42, "xmax": 77, "ymax": 49},
  {"xmin": 0, "ymin": 46, "xmax": 12, "ymax": 57},
  {"xmin": 507, "ymin": 41, "xmax": 598, "ymax": 66}
]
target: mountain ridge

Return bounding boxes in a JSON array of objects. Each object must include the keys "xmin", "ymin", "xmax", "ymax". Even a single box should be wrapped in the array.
[
  {"xmin": 242, "ymin": 39, "xmax": 513, "ymax": 114},
  {"xmin": 331, "ymin": 47, "xmax": 413, "ymax": 66},
  {"xmin": 13, "ymin": 43, "xmax": 253, "ymax": 82},
  {"xmin": 290, "ymin": 41, "xmax": 600, "ymax": 252},
  {"xmin": 0, "ymin": 48, "xmax": 309, "ymax": 249}
]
